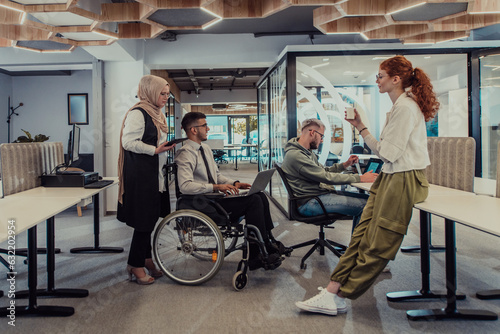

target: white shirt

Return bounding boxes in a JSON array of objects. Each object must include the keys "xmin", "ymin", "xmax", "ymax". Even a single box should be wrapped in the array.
[
  {"xmin": 364, "ymin": 93, "xmax": 430, "ymax": 174},
  {"xmin": 174, "ymin": 139, "xmax": 236, "ymax": 194},
  {"xmin": 121, "ymin": 109, "xmax": 168, "ymax": 191}
]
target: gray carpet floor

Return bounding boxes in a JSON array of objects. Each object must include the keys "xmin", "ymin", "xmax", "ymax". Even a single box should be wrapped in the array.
[{"xmin": 1, "ymin": 161, "xmax": 499, "ymax": 333}]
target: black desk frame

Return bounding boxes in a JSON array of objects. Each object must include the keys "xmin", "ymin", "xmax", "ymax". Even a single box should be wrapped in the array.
[
  {"xmin": 0, "ymin": 225, "xmax": 74, "ymax": 317},
  {"xmin": 70, "ymin": 193, "xmax": 123, "ymax": 254},
  {"xmin": 16, "ymin": 217, "xmax": 89, "ymax": 299},
  {"xmin": 386, "ymin": 211, "xmax": 463, "ymax": 302},
  {"xmin": 406, "ymin": 218, "xmax": 497, "ymax": 320}
]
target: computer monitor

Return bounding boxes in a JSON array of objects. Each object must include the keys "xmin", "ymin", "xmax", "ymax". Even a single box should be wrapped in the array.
[{"xmin": 66, "ymin": 124, "xmax": 80, "ymax": 167}]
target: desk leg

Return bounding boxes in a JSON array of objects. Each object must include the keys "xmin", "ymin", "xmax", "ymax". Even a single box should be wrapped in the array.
[
  {"xmin": 16, "ymin": 217, "xmax": 88, "ymax": 299},
  {"xmin": 401, "ymin": 215, "xmax": 444, "ymax": 253},
  {"xmin": 387, "ymin": 211, "xmax": 454, "ymax": 302},
  {"xmin": 477, "ymin": 290, "xmax": 500, "ymax": 300},
  {"xmin": 407, "ymin": 219, "xmax": 497, "ymax": 321},
  {"xmin": 0, "ymin": 226, "xmax": 74, "ymax": 317},
  {"xmin": 70, "ymin": 194, "xmax": 123, "ymax": 254},
  {"xmin": 234, "ymin": 151, "xmax": 239, "ymax": 170}
]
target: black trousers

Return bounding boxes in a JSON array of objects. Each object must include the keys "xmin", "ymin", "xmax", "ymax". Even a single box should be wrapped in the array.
[
  {"xmin": 127, "ymin": 230, "xmax": 152, "ymax": 268},
  {"xmin": 218, "ymin": 192, "xmax": 275, "ymax": 242}
]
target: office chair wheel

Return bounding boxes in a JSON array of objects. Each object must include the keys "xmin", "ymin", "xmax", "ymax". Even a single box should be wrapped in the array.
[
  {"xmin": 300, "ymin": 263, "xmax": 307, "ymax": 270},
  {"xmin": 153, "ymin": 210, "xmax": 225, "ymax": 286},
  {"xmin": 232, "ymin": 271, "xmax": 248, "ymax": 291}
]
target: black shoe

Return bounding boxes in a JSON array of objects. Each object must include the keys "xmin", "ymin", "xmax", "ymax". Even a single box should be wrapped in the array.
[
  {"xmin": 248, "ymin": 257, "xmax": 264, "ymax": 271},
  {"xmin": 269, "ymin": 240, "xmax": 293, "ymax": 256},
  {"xmin": 262, "ymin": 253, "xmax": 282, "ymax": 270}
]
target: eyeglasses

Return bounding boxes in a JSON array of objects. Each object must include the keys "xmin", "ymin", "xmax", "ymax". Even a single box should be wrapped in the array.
[
  {"xmin": 191, "ymin": 123, "xmax": 208, "ymax": 130},
  {"xmin": 375, "ymin": 74, "xmax": 386, "ymax": 80},
  {"xmin": 310, "ymin": 129, "xmax": 324, "ymax": 139}
]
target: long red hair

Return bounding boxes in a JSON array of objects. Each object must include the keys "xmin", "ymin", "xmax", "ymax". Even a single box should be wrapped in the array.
[{"xmin": 380, "ymin": 56, "xmax": 439, "ymax": 122}]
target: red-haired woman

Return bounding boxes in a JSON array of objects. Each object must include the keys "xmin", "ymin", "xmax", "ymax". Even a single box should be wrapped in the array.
[{"xmin": 296, "ymin": 55, "xmax": 440, "ymax": 316}]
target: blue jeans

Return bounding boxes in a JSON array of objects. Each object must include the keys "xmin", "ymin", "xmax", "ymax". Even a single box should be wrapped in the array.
[{"xmin": 298, "ymin": 191, "xmax": 369, "ymax": 230}]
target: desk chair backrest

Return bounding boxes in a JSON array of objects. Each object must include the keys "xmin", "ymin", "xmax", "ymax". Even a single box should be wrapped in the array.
[
  {"xmin": 0, "ymin": 142, "xmax": 64, "ymax": 196},
  {"xmin": 425, "ymin": 137, "xmax": 475, "ymax": 192},
  {"xmin": 274, "ymin": 162, "xmax": 346, "ymax": 223}
]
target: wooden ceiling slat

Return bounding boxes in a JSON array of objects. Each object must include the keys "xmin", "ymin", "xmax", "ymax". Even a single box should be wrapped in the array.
[{"xmin": 0, "ymin": 8, "xmax": 24, "ymax": 24}]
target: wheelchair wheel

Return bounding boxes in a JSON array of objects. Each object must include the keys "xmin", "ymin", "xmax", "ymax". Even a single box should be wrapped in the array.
[
  {"xmin": 232, "ymin": 271, "xmax": 248, "ymax": 291},
  {"xmin": 153, "ymin": 210, "xmax": 225, "ymax": 285}
]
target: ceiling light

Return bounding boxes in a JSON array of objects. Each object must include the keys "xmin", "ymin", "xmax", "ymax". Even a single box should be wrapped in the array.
[
  {"xmin": 424, "ymin": 56, "xmax": 432, "ymax": 59},
  {"xmin": 301, "ymin": 73, "xmax": 309, "ymax": 78},
  {"xmin": 436, "ymin": 35, "xmax": 469, "ymax": 44},
  {"xmin": 200, "ymin": 7, "xmax": 222, "ymax": 19},
  {"xmin": 0, "ymin": 3, "xmax": 25, "ymax": 14},
  {"xmin": 388, "ymin": 2, "xmax": 426, "ymax": 15},
  {"xmin": 13, "ymin": 45, "xmax": 41, "ymax": 53},
  {"xmin": 93, "ymin": 31, "xmax": 118, "ymax": 40},
  {"xmin": 311, "ymin": 62, "xmax": 330, "ymax": 69},
  {"xmin": 470, "ymin": 11, "xmax": 500, "ymax": 14},
  {"xmin": 322, "ymin": 58, "xmax": 329, "ymax": 61},
  {"xmin": 202, "ymin": 18, "xmax": 222, "ymax": 30},
  {"xmin": 485, "ymin": 76, "xmax": 500, "ymax": 80},
  {"xmin": 372, "ymin": 56, "xmax": 392, "ymax": 60}
]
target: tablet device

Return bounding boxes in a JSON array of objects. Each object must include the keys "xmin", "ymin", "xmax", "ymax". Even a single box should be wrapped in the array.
[
  {"xmin": 166, "ymin": 138, "xmax": 188, "ymax": 146},
  {"xmin": 363, "ymin": 158, "xmax": 383, "ymax": 174}
]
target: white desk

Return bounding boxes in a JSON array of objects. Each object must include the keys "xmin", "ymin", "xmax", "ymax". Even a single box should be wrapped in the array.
[
  {"xmin": 10, "ymin": 178, "xmax": 121, "ymax": 254},
  {"xmin": 223, "ymin": 146, "xmax": 253, "ymax": 170},
  {"xmin": 352, "ymin": 182, "xmax": 499, "ymax": 321},
  {"xmin": 0, "ymin": 196, "xmax": 82, "ymax": 317}
]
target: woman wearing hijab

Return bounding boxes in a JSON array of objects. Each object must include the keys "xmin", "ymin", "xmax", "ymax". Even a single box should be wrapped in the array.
[{"xmin": 117, "ymin": 75, "xmax": 175, "ymax": 285}]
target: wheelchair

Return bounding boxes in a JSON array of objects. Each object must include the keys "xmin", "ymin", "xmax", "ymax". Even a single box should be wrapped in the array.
[{"xmin": 152, "ymin": 164, "xmax": 280, "ymax": 290}]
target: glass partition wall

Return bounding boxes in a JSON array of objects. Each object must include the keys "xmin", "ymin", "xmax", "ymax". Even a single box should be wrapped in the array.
[
  {"xmin": 258, "ymin": 50, "xmax": 481, "ymax": 214},
  {"xmin": 479, "ymin": 53, "xmax": 500, "ymax": 180}
]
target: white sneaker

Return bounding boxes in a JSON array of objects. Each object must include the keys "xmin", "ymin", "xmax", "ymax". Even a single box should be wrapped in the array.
[
  {"xmin": 296, "ymin": 287, "xmax": 339, "ymax": 316},
  {"xmin": 334, "ymin": 295, "xmax": 347, "ymax": 314}
]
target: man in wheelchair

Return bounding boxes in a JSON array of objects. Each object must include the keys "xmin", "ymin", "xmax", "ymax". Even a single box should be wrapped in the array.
[{"xmin": 174, "ymin": 111, "xmax": 287, "ymax": 271}]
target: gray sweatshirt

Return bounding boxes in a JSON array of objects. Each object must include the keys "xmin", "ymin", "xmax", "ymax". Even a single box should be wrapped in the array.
[{"xmin": 281, "ymin": 137, "xmax": 360, "ymax": 197}]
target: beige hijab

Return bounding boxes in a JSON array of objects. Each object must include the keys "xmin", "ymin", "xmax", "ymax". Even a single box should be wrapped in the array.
[{"xmin": 118, "ymin": 75, "xmax": 170, "ymax": 204}]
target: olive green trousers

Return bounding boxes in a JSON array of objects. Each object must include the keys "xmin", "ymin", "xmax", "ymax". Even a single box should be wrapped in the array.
[{"xmin": 330, "ymin": 170, "xmax": 429, "ymax": 300}]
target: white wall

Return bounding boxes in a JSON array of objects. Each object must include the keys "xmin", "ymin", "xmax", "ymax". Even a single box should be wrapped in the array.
[
  {"xmin": 0, "ymin": 73, "xmax": 13, "ymax": 144},
  {"xmin": 10, "ymin": 71, "xmax": 93, "ymax": 153},
  {"xmin": 103, "ymin": 60, "xmax": 145, "ymax": 211}
]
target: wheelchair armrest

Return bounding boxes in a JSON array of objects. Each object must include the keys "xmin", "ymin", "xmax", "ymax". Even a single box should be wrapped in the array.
[{"xmin": 178, "ymin": 193, "xmax": 232, "ymax": 227}]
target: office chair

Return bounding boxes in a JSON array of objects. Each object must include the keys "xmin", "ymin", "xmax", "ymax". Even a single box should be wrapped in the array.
[
  {"xmin": 274, "ymin": 163, "xmax": 351, "ymax": 269},
  {"xmin": 213, "ymin": 150, "xmax": 228, "ymax": 164},
  {"xmin": 351, "ymin": 144, "xmax": 365, "ymax": 154}
]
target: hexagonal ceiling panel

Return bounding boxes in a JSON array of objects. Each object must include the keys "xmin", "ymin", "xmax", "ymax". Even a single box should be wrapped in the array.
[{"xmin": 0, "ymin": 0, "xmax": 498, "ymax": 53}]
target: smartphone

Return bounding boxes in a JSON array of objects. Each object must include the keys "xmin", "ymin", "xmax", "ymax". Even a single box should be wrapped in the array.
[
  {"xmin": 346, "ymin": 107, "xmax": 355, "ymax": 120},
  {"xmin": 166, "ymin": 138, "xmax": 188, "ymax": 146}
]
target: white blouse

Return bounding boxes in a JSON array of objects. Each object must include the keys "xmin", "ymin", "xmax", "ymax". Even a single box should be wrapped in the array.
[{"xmin": 364, "ymin": 93, "xmax": 431, "ymax": 174}]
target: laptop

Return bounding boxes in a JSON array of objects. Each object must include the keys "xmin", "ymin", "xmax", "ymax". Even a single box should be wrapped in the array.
[
  {"xmin": 224, "ymin": 169, "xmax": 275, "ymax": 198},
  {"xmin": 355, "ymin": 158, "xmax": 384, "ymax": 175}
]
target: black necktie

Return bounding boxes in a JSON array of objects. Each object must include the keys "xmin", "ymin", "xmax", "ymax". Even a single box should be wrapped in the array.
[{"xmin": 199, "ymin": 146, "xmax": 216, "ymax": 184}]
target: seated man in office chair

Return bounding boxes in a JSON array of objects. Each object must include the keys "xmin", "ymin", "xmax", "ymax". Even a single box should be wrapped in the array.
[
  {"xmin": 281, "ymin": 118, "xmax": 378, "ymax": 229},
  {"xmin": 174, "ymin": 111, "xmax": 287, "ymax": 271}
]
